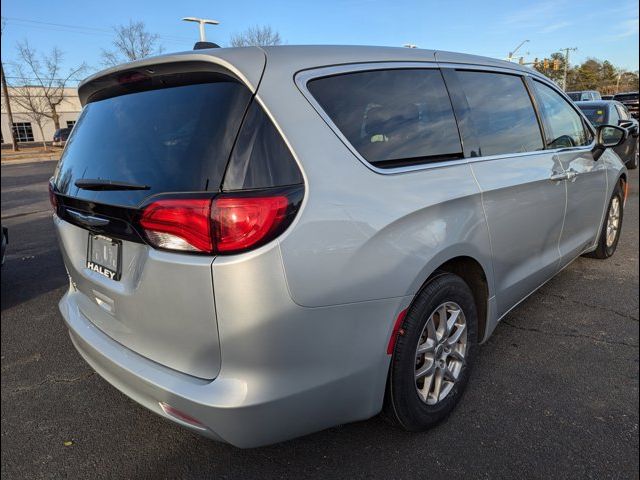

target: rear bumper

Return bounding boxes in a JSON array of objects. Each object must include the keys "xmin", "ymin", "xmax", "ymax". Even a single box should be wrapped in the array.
[{"xmin": 60, "ymin": 287, "xmax": 405, "ymax": 448}]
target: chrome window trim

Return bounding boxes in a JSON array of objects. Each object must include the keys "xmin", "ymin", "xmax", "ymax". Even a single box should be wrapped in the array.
[{"xmin": 295, "ymin": 61, "xmax": 595, "ymax": 176}]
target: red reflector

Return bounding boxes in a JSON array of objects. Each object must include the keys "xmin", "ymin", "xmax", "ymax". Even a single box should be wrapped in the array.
[
  {"xmin": 140, "ymin": 198, "xmax": 213, "ymax": 252},
  {"xmin": 212, "ymin": 196, "xmax": 289, "ymax": 253},
  {"xmin": 48, "ymin": 183, "xmax": 58, "ymax": 211},
  {"xmin": 117, "ymin": 71, "xmax": 149, "ymax": 85},
  {"xmin": 158, "ymin": 402, "xmax": 206, "ymax": 430},
  {"xmin": 387, "ymin": 308, "xmax": 408, "ymax": 355}
]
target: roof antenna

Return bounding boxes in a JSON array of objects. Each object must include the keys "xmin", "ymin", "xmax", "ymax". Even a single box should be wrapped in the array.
[{"xmin": 182, "ymin": 17, "xmax": 221, "ymax": 50}]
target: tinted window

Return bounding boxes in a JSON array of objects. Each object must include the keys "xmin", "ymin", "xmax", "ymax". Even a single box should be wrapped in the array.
[
  {"xmin": 223, "ymin": 102, "xmax": 303, "ymax": 190},
  {"xmin": 578, "ymin": 106, "xmax": 607, "ymax": 126},
  {"xmin": 308, "ymin": 69, "xmax": 462, "ymax": 167},
  {"xmin": 54, "ymin": 78, "xmax": 252, "ymax": 206},
  {"xmin": 456, "ymin": 71, "xmax": 543, "ymax": 156},
  {"xmin": 532, "ymin": 81, "xmax": 592, "ymax": 148}
]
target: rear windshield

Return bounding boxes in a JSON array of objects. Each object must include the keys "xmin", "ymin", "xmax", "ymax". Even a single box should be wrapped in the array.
[
  {"xmin": 567, "ymin": 93, "xmax": 581, "ymax": 101},
  {"xmin": 54, "ymin": 77, "xmax": 252, "ymax": 206},
  {"xmin": 614, "ymin": 93, "xmax": 638, "ymax": 102},
  {"xmin": 578, "ymin": 106, "xmax": 607, "ymax": 126}
]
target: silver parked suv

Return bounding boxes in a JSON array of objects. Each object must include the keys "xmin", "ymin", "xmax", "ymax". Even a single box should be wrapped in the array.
[{"xmin": 51, "ymin": 46, "xmax": 628, "ymax": 448}]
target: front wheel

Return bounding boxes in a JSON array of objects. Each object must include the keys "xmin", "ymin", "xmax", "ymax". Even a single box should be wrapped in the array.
[
  {"xmin": 585, "ymin": 182, "xmax": 624, "ymax": 259},
  {"xmin": 383, "ymin": 273, "xmax": 478, "ymax": 431}
]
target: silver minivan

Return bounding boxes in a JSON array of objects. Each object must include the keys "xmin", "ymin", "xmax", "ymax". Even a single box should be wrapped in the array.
[{"xmin": 51, "ymin": 46, "xmax": 628, "ymax": 448}]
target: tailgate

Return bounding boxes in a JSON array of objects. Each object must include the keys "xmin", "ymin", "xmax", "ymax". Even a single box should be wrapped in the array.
[
  {"xmin": 52, "ymin": 55, "xmax": 265, "ymax": 379},
  {"xmin": 56, "ymin": 216, "xmax": 220, "ymax": 379}
]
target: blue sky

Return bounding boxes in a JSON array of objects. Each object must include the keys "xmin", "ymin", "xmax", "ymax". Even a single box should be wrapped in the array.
[{"xmin": 2, "ymin": 0, "xmax": 638, "ymax": 84}]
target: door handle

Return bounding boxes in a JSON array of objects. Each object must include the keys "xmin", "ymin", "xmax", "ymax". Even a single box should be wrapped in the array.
[
  {"xmin": 550, "ymin": 172, "xmax": 569, "ymax": 182},
  {"xmin": 566, "ymin": 170, "xmax": 578, "ymax": 181}
]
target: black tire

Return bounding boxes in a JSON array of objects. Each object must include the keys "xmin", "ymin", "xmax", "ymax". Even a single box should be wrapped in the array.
[
  {"xmin": 627, "ymin": 142, "xmax": 638, "ymax": 170},
  {"xmin": 585, "ymin": 182, "xmax": 624, "ymax": 259},
  {"xmin": 383, "ymin": 273, "xmax": 478, "ymax": 431}
]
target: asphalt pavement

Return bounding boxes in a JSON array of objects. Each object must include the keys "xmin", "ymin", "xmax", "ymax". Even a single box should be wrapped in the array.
[{"xmin": 1, "ymin": 160, "xmax": 638, "ymax": 479}]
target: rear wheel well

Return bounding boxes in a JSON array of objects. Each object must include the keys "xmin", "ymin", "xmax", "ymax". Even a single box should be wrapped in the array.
[
  {"xmin": 619, "ymin": 174, "xmax": 627, "ymax": 203},
  {"xmin": 424, "ymin": 257, "xmax": 489, "ymax": 342}
]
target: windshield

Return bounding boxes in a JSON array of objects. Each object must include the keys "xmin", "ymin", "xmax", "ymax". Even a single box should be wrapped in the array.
[
  {"xmin": 614, "ymin": 93, "xmax": 639, "ymax": 102},
  {"xmin": 567, "ymin": 92, "xmax": 581, "ymax": 101},
  {"xmin": 54, "ymin": 78, "xmax": 252, "ymax": 206},
  {"xmin": 578, "ymin": 106, "xmax": 607, "ymax": 126}
]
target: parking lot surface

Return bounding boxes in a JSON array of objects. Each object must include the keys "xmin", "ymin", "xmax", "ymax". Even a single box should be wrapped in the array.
[{"xmin": 1, "ymin": 160, "xmax": 638, "ymax": 480}]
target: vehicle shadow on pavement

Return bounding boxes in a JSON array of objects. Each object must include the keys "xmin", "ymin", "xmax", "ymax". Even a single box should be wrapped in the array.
[{"xmin": 1, "ymin": 214, "xmax": 67, "ymax": 311}]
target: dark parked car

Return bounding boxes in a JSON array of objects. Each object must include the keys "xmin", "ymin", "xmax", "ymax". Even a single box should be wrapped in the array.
[
  {"xmin": 53, "ymin": 127, "xmax": 71, "ymax": 146},
  {"xmin": 602, "ymin": 95, "xmax": 614, "ymax": 100},
  {"xmin": 577, "ymin": 100, "xmax": 639, "ymax": 169},
  {"xmin": 613, "ymin": 92, "xmax": 639, "ymax": 119}
]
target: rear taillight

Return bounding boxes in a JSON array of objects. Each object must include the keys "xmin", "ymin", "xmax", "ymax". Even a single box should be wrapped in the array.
[
  {"xmin": 139, "ymin": 189, "xmax": 301, "ymax": 255},
  {"xmin": 140, "ymin": 198, "xmax": 213, "ymax": 252},
  {"xmin": 212, "ymin": 196, "xmax": 289, "ymax": 253}
]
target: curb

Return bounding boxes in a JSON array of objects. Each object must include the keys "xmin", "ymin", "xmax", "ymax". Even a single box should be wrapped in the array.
[{"xmin": 1, "ymin": 157, "xmax": 60, "ymax": 166}]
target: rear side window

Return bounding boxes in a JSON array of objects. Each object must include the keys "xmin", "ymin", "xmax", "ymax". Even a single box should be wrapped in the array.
[
  {"xmin": 579, "ymin": 106, "xmax": 607, "ymax": 126},
  {"xmin": 532, "ymin": 80, "xmax": 592, "ymax": 148},
  {"xmin": 307, "ymin": 69, "xmax": 462, "ymax": 168},
  {"xmin": 54, "ymin": 77, "xmax": 252, "ymax": 206},
  {"xmin": 455, "ymin": 71, "xmax": 543, "ymax": 156},
  {"xmin": 223, "ymin": 101, "xmax": 303, "ymax": 191}
]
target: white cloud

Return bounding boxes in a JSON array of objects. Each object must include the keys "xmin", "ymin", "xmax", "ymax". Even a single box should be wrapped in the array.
[
  {"xmin": 615, "ymin": 18, "xmax": 639, "ymax": 38},
  {"xmin": 540, "ymin": 21, "xmax": 572, "ymax": 33}
]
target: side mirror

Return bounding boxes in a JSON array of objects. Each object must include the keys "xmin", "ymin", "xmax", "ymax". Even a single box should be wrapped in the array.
[{"xmin": 596, "ymin": 124, "xmax": 627, "ymax": 148}]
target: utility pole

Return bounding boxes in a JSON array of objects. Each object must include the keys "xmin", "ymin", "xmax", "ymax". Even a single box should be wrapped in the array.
[
  {"xmin": 182, "ymin": 17, "xmax": 220, "ymax": 42},
  {"xmin": 507, "ymin": 39, "xmax": 529, "ymax": 62},
  {"xmin": 0, "ymin": 61, "xmax": 19, "ymax": 151},
  {"xmin": 0, "ymin": 19, "xmax": 19, "ymax": 151},
  {"xmin": 560, "ymin": 47, "xmax": 577, "ymax": 91}
]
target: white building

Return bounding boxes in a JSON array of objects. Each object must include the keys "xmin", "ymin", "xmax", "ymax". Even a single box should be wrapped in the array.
[{"xmin": 1, "ymin": 86, "xmax": 81, "ymax": 145}]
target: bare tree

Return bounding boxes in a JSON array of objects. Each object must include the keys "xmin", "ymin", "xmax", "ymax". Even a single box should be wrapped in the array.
[
  {"xmin": 9, "ymin": 41, "xmax": 86, "ymax": 149},
  {"xmin": 102, "ymin": 21, "xmax": 164, "ymax": 66},
  {"xmin": 230, "ymin": 25, "xmax": 282, "ymax": 47},
  {"xmin": 8, "ymin": 80, "xmax": 50, "ymax": 149}
]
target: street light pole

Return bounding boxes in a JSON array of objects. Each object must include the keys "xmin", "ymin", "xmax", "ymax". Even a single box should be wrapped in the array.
[
  {"xmin": 182, "ymin": 17, "xmax": 220, "ymax": 42},
  {"xmin": 508, "ymin": 39, "xmax": 529, "ymax": 62}
]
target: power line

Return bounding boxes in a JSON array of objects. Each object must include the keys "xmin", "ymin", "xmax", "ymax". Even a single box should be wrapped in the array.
[{"xmin": 2, "ymin": 16, "xmax": 194, "ymax": 44}]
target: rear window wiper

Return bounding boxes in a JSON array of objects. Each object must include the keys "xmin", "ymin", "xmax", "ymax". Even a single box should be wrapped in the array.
[{"xmin": 74, "ymin": 179, "xmax": 150, "ymax": 191}]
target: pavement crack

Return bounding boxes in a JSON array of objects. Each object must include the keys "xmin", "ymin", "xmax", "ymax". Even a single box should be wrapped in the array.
[
  {"xmin": 1, "ymin": 209, "xmax": 51, "ymax": 220},
  {"xmin": 546, "ymin": 293, "xmax": 639, "ymax": 322},
  {"xmin": 501, "ymin": 320, "xmax": 639, "ymax": 348},
  {"xmin": 10, "ymin": 371, "xmax": 95, "ymax": 394}
]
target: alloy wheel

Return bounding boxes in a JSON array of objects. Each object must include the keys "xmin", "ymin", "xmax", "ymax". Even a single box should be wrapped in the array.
[
  {"xmin": 414, "ymin": 302, "xmax": 467, "ymax": 405},
  {"xmin": 606, "ymin": 196, "xmax": 621, "ymax": 248}
]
